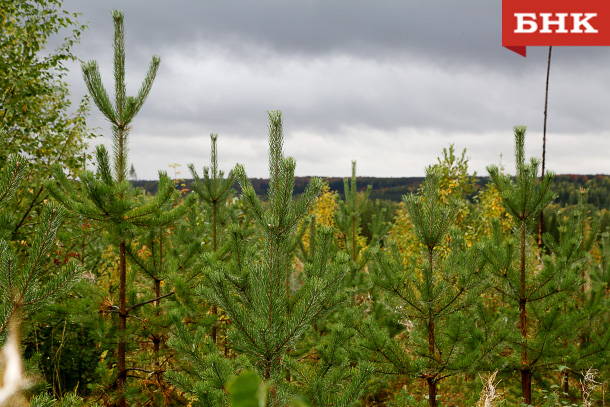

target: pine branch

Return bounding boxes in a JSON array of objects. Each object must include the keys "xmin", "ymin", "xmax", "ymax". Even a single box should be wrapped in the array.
[{"xmin": 126, "ymin": 292, "xmax": 174, "ymax": 314}]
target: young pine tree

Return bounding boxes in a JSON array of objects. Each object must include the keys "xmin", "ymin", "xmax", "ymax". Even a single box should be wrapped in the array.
[
  {"xmin": 0, "ymin": 154, "xmax": 80, "ymax": 341},
  {"xmin": 167, "ymin": 134, "xmax": 243, "ymax": 406},
  {"xmin": 45, "ymin": 10, "xmax": 194, "ymax": 407},
  {"xmin": 542, "ymin": 193, "xmax": 607, "ymax": 399},
  {"xmin": 335, "ymin": 161, "xmax": 390, "ymax": 293},
  {"xmin": 124, "ymin": 218, "xmax": 201, "ymax": 405},
  {"xmin": 362, "ymin": 171, "xmax": 489, "ymax": 407},
  {"xmin": 336, "ymin": 161, "xmax": 371, "ymax": 271},
  {"xmin": 0, "ymin": 154, "xmax": 81, "ymax": 405},
  {"xmin": 587, "ymin": 230, "xmax": 610, "ymax": 382},
  {"xmin": 185, "ymin": 111, "xmax": 363, "ymax": 406},
  {"xmin": 484, "ymin": 126, "xmax": 588, "ymax": 404},
  {"xmin": 188, "ymin": 133, "xmax": 237, "ymax": 345}
]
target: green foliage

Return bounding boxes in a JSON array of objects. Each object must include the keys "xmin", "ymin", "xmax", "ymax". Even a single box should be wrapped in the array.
[
  {"xmin": 43, "ymin": 9, "xmax": 194, "ymax": 406},
  {"xmin": 0, "ymin": 153, "xmax": 28, "ymax": 239},
  {"xmin": 425, "ymin": 144, "xmax": 477, "ymax": 203},
  {"xmin": 228, "ymin": 371, "xmax": 266, "ymax": 407},
  {"xmin": 336, "ymin": 161, "xmax": 370, "ymax": 268},
  {"xmin": 0, "ymin": 0, "xmax": 95, "ymax": 242},
  {"xmin": 168, "ymin": 134, "xmax": 244, "ymax": 406},
  {"xmin": 4, "ymin": 6, "xmax": 610, "ymax": 404},
  {"xmin": 0, "ymin": 156, "xmax": 80, "ymax": 342},
  {"xmin": 177, "ymin": 111, "xmax": 370, "ymax": 406},
  {"xmin": 483, "ymin": 126, "xmax": 592, "ymax": 405},
  {"xmin": 81, "ymin": 9, "xmax": 159, "ymax": 182},
  {"xmin": 0, "ymin": 1, "xmax": 97, "ymax": 400},
  {"xmin": 552, "ymin": 175, "xmax": 610, "ymax": 210},
  {"xmin": 289, "ymin": 321, "xmax": 373, "ymax": 407},
  {"xmin": 487, "ymin": 127, "xmax": 555, "ymax": 224},
  {"xmin": 0, "ymin": 0, "xmax": 88, "ymax": 150},
  {"xmin": 336, "ymin": 161, "xmax": 372, "ymax": 264},
  {"xmin": 168, "ymin": 313, "xmax": 242, "ymax": 406},
  {"xmin": 187, "ymin": 133, "xmax": 239, "ymax": 347},
  {"xmin": 200, "ymin": 112, "xmax": 325, "ymax": 377},
  {"xmin": 335, "ymin": 161, "xmax": 390, "ymax": 295},
  {"xmin": 30, "ymin": 389, "xmax": 102, "ymax": 407},
  {"xmin": 189, "ymin": 133, "xmax": 237, "ymax": 254},
  {"xmin": 226, "ymin": 370, "xmax": 314, "ymax": 407},
  {"xmin": 364, "ymin": 171, "xmax": 489, "ymax": 406},
  {"xmin": 47, "ymin": 147, "xmax": 193, "ymax": 238}
]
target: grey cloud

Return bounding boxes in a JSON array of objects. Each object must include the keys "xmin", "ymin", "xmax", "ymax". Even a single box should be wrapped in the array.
[{"xmin": 46, "ymin": 0, "xmax": 610, "ymax": 179}]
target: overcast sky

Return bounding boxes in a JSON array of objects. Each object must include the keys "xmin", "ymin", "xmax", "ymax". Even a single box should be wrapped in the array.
[{"xmin": 54, "ymin": 0, "xmax": 610, "ymax": 179}]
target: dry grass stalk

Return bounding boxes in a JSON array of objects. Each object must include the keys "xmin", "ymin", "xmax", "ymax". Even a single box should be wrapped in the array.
[
  {"xmin": 0, "ymin": 317, "xmax": 26, "ymax": 406},
  {"xmin": 581, "ymin": 367, "xmax": 600, "ymax": 407},
  {"xmin": 477, "ymin": 370, "xmax": 501, "ymax": 407}
]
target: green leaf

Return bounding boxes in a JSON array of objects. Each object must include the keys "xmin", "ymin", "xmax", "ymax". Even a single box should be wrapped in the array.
[
  {"xmin": 227, "ymin": 370, "xmax": 264, "ymax": 407},
  {"xmin": 290, "ymin": 396, "xmax": 312, "ymax": 407}
]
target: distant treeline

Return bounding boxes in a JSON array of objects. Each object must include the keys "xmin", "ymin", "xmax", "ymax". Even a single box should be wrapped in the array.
[{"xmin": 131, "ymin": 174, "xmax": 610, "ymax": 209}]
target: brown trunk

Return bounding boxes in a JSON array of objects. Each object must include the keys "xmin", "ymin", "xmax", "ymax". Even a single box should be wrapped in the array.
[
  {"xmin": 519, "ymin": 223, "xmax": 527, "ymax": 338},
  {"xmin": 152, "ymin": 334, "xmax": 160, "ymax": 360},
  {"xmin": 351, "ymin": 219, "xmax": 357, "ymax": 263},
  {"xmin": 212, "ymin": 202, "xmax": 218, "ymax": 252},
  {"xmin": 538, "ymin": 212, "xmax": 544, "ymax": 249},
  {"xmin": 151, "ymin": 236, "xmax": 164, "ymax": 407},
  {"xmin": 211, "ymin": 204, "xmax": 219, "ymax": 344},
  {"xmin": 426, "ymin": 245, "xmax": 438, "ymax": 407},
  {"xmin": 153, "ymin": 277, "xmax": 162, "ymax": 369},
  {"xmin": 265, "ymin": 359, "xmax": 271, "ymax": 380},
  {"xmin": 521, "ymin": 369, "xmax": 532, "ymax": 405},
  {"xmin": 224, "ymin": 335, "xmax": 230, "ymax": 358},
  {"xmin": 427, "ymin": 321, "xmax": 437, "ymax": 407},
  {"xmin": 428, "ymin": 320, "xmax": 435, "ymax": 360},
  {"xmin": 427, "ymin": 377, "xmax": 438, "ymax": 407},
  {"xmin": 117, "ymin": 240, "xmax": 127, "ymax": 407},
  {"xmin": 519, "ymin": 221, "xmax": 531, "ymax": 404},
  {"xmin": 151, "ymin": 331, "xmax": 161, "ymax": 407},
  {"xmin": 115, "ymin": 118, "xmax": 127, "ymax": 407},
  {"xmin": 211, "ymin": 305, "xmax": 218, "ymax": 344}
]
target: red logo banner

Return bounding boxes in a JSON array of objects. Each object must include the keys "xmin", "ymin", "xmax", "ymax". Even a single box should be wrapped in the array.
[{"xmin": 502, "ymin": 0, "xmax": 610, "ymax": 57}]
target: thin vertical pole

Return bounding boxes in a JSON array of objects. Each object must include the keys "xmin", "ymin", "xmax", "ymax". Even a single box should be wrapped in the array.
[{"xmin": 539, "ymin": 46, "xmax": 552, "ymax": 248}]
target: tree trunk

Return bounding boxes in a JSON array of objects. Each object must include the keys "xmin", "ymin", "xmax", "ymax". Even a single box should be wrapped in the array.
[
  {"xmin": 117, "ymin": 240, "xmax": 127, "ymax": 407},
  {"xmin": 265, "ymin": 359, "xmax": 271, "ymax": 380},
  {"xmin": 211, "ymin": 305, "xmax": 218, "ymax": 344},
  {"xmin": 427, "ymin": 377, "xmax": 438, "ymax": 407},
  {"xmin": 152, "ymin": 277, "xmax": 162, "ymax": 407},
  {"xmin": 519, "ymin": 221, "xmax": 531, "ymax": 404},
  {"xmin": 211, "ymin": 202, "xmax": 219, "ymax": 344},
  {"xmin": 521, "ymin": 368, "xmax": 532, "ymax": 405},
  {"xmin": 426, "ymin": 246, "xmax": 438, "ymax": 407},
  {"xmin": 116, "ymin": 119, "xmax": 127, "ymax": 407}
]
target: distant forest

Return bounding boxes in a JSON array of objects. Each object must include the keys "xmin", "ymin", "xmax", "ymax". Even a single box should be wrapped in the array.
[{"xmin": 132, "ymin": 173, "xmax": 610, "ymax": 209}]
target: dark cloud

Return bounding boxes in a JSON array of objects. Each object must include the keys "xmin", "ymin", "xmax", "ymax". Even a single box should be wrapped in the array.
[{"xmin": 47, "ymin": 0, "xmax": 610, "ymax": 178}]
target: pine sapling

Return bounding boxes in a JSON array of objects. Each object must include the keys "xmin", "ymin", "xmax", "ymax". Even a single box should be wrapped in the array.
[
  {"xmin": 45, "ymin": 10, "xmax": 194, "ymax": 406},
  {"xmin": 485, "ymin": 126, "xmax": 591, "ymax": 404},
  {"xmin": 0, "ymin": 155, "xmax": 80, "ymax": 404},
  {"xmin": 193, "ymin": 111, "xmax": 359, "ymax": 406},
  {"xmin": 335, "ymin": 161, "xmax": 389, "ymax": 298},
  {"xmin": 189, "ymin": 133, "xmax": 237, "ymax": 345},
  {"xmin": 364, "ymin": 171, "xmax": 488, "ymax": 407}
]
